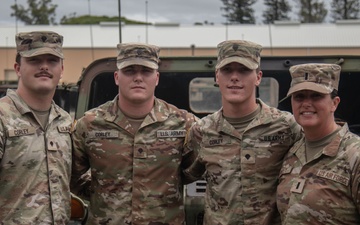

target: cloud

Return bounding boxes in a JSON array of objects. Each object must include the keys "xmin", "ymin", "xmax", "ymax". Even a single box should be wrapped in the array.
[{"xmin": 1, "ymin": 0, "xmax": 226, "ymax": 25}]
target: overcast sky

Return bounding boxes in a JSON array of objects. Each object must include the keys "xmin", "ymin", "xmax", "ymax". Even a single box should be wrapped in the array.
[{"xmin": 1, "ymin": 0, "xmax": 270, "ymax": 25}]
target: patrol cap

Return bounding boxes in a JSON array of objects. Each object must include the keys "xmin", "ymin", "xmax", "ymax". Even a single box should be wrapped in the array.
[
  {"xmin": 215, "ymin": 40, "xmax": 262, "ymax": 70},
  {"xmin": 287, "ymin": 63, "xmax": 341, "ymax": 96},
  {"xmin": 116, "ymin": 43, "xmax": 160, "ymax": 70},
  {"xmin": 16, "ymin": 31, "xmax": 64, "ymax": 59}
]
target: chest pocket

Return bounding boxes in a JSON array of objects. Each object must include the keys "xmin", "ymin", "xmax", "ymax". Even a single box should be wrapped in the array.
[{"xmin": 3, "ymin": 126, "xmax": 39, "ymax": 163}]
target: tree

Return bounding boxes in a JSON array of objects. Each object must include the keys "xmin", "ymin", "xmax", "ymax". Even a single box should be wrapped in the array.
[
  {"xmin": 221, "ymin": 0, "xmax": 257, "ymax": 24},
  {"xmin": 330, "ymin": 0, "xmax": 360, "ymax": 22},
  {"xmin": 11, "ymin": 0, "xmax": 57, "ymax": 25},
  {"xmin": 297, "ymin": 0, "xmax": 328, "ymax": 23},
  {"xmin": 60, "ymin": 14, "xmax": 119, "ymax": 25},
  {"xmin": 60, "ymin": 14, "xmax": 150, "ymax": 25},
  {"xmin": 262, "ymin": 0, "xmax": 292, "ymax": 24}
]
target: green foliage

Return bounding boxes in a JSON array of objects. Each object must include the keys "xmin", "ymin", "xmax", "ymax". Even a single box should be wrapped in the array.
[
  {"xmin": 262, "ymin": 0, "xmax": 292, "ymax": 24},
  {"xmin": 221, "ymin": 0, "xmax": 257, "ymax": 24},
  {"xmin": 10, "ymin": 0, "xmax": 149, "ymax": 25},
  {"xmin": 60, "ymin": 14, "xmax": 150, "ymax": 25},
  {"xmin": 10, "ymin": 0, "xmax": 360, "ymax": 26},
  {"xmin": 297, "ymin": 0, "xmax": 328, "ymax": 23},
  {"xmin": 11, "ymin": 0, "xmax": 57, "ymax": 25},
  {"xmin": 331, "ymin": 0, "xmax": 360, "ymax": 21}
]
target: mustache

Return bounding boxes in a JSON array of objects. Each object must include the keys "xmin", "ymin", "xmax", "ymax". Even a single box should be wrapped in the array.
[{"xmin": 35, "ymin": 71, "xmax": 53, "ymax": 78}]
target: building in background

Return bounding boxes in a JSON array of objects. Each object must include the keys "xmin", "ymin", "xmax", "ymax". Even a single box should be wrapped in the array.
[{"xmin": 1, "ymin": 20, "xmax": 360, "ymax": 83}]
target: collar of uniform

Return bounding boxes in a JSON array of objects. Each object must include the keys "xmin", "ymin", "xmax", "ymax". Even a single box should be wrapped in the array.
[
  {"xmin": 85, "ymin": 95, "xmax": 125, "ymax": 123},
  {"xmin": 147, "ymin": 98, "xmax": 170, "ymax": 123},
  {"xmin": 106, "ymin": 96, "xmax": 170, "ymax": 124},
  {"xmin": 217, "ymin": 110, "xmax": 238, "ymax": 137},
  {"xmin": 291, "ymin": 125, "xmax": 346, "ymax": 158},
  {"xmin": 6, "ymin": 89, "xmax": 59, "ymax": 117},
  {"xmin": 215, "ymin": 99, "xmax": 269, "ymax": 135},
  {"xmin": 321, "ymin": 123, "xmax": 347, "ymax": 157},
  {"xmin": 248, "ymin": 99, "xmax": 272, "ymax": 126},
  {"xmin": 6, "ymin": 89, "xmax": 33, "ymax": 115}
]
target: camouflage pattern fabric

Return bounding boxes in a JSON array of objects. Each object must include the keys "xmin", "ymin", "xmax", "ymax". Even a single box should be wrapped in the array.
[
  {"xmin": 71, "ymin": 96, "xmax": 198, "ymax": 225},
  {"xmin": 0, "ymin": 89, "xmax": 72, "ymax": 224},
  {"xmin": 116, "ymin": 43, "xmax": 160, "ymax": 70},
  {"xmin": 215, "ymin": 40, "xmax": 262, "ymax": 70},
  {"xmin": 287, "ymin": 63, "xmax": 341, "ymax": 96},
  {"xmin": 16, "ymin": 31, "xmax": 64, "ymax": 59},
  {"xmin": 184, "ymin": 99, "xmax": 301, "ymax": 225},
  {"xmin": 277, "ymin": 123, "xmax": 360, "ymax": 224}
]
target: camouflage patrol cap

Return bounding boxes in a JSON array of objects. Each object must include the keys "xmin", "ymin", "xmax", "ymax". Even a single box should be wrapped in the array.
[
  {"xmin": 215, "ymin": 40, "xmax": 262, "ymax": 70},
  {"xmin": 117, "ymin": 43, "xmax": 160, "ymax": 70},
  {"xmin": 16, "ymin": 31, "xmax": 64, "ymax": 59},
  {"xmin": 287, "ymin": 63, "xmax": 341, "ymax": 96}
]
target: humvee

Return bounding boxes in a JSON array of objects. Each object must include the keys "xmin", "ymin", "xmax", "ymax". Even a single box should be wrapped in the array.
[
  {"xmin": 2, "ymin": 55, "xmax": 360, "ymax": 224},
  {"xmin": 72, "ymin": 55, "xmax": 360, "ymax": 224}
]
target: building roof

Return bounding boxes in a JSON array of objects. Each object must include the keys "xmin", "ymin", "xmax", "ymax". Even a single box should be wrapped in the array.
[{"xmin": 1, "ymin": 20, "xmax": 360, "ymax": 49}]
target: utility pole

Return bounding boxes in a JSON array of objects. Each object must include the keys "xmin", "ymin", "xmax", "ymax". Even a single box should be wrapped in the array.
[
  {"xmin": 118, "ymin": 0, "xmax": 122, "ymax": 43},
  {"xmin": 145, "ymin": 0, "xmax": 148, "ymax": 44},
  {"xmin": 88, "ymin": 0, "xmax": 95, "ymax": 61},
  {"xmin": 15, "ymin": 0, "xmax": 18, "ymax": 34}
]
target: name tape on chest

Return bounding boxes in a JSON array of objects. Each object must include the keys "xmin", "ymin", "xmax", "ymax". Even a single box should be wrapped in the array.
[
  {"xmin": 316, "ymin": 170, "xmax": 349, "ymax": 186},
  {"xmin": 7, "ymin": 127, "xmax": 36, "ymax": 137},
  {"xmin": 207, "ymin": 137, "xmax": 231, "ymax": 146},
  {"xmin": 209, "ymin": 138, "xmax": 223, "ymax": 146},
  {"xmin": 260, "ymin": 135, "xmax": 287, "ymax": 142},
  {"xmin": 157, "ymin": 130, "xmax": 186, "ymax": 138},
  {"xmin": 88, "ymin": 130, "xmax": 119, "ymax": 139},
  {"xmin": 58, "ymin": 125, "xmax": 71, "ymax": 133}
]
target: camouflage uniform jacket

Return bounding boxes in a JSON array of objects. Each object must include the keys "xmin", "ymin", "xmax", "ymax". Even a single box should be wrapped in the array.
[
  {"xmin": 0, "ymin": 89, "xmax": 72, "ymax": 224},
  {"xmin": 71, "ymin": 96, "xmax": 197, "ymax": 225},
  {"xmin": 277, "ymin": 123, "xmax": 360, "ymax": 224},
  {"xmin": 184, "ymin": 99, "xmax": 301, "ymax": 225}
]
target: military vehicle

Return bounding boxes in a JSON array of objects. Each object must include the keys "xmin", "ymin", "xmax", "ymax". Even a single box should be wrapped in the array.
[
  {"xmin": 71, "ymin": 55, "xmax": 360, "ymax": 224},
  {"xmin": 1, "ymin": 55, "xmax": 360, "ymax": 224}
]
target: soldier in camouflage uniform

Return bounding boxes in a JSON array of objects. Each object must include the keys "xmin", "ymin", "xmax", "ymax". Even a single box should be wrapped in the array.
[
  {"xmin": 277, "ymin": 63, "xmax": 360, "ymax": 224},
  {"xmin": 183, "ymin": 40, "xmax": 301, "ymax": 225},
  {"xmin": 71, "ymin": 43, "xmax": 198, "ymax": 224},
  {"xmin": 0, "ymin": 31, "xmax": 72, "ymax": 224}
]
